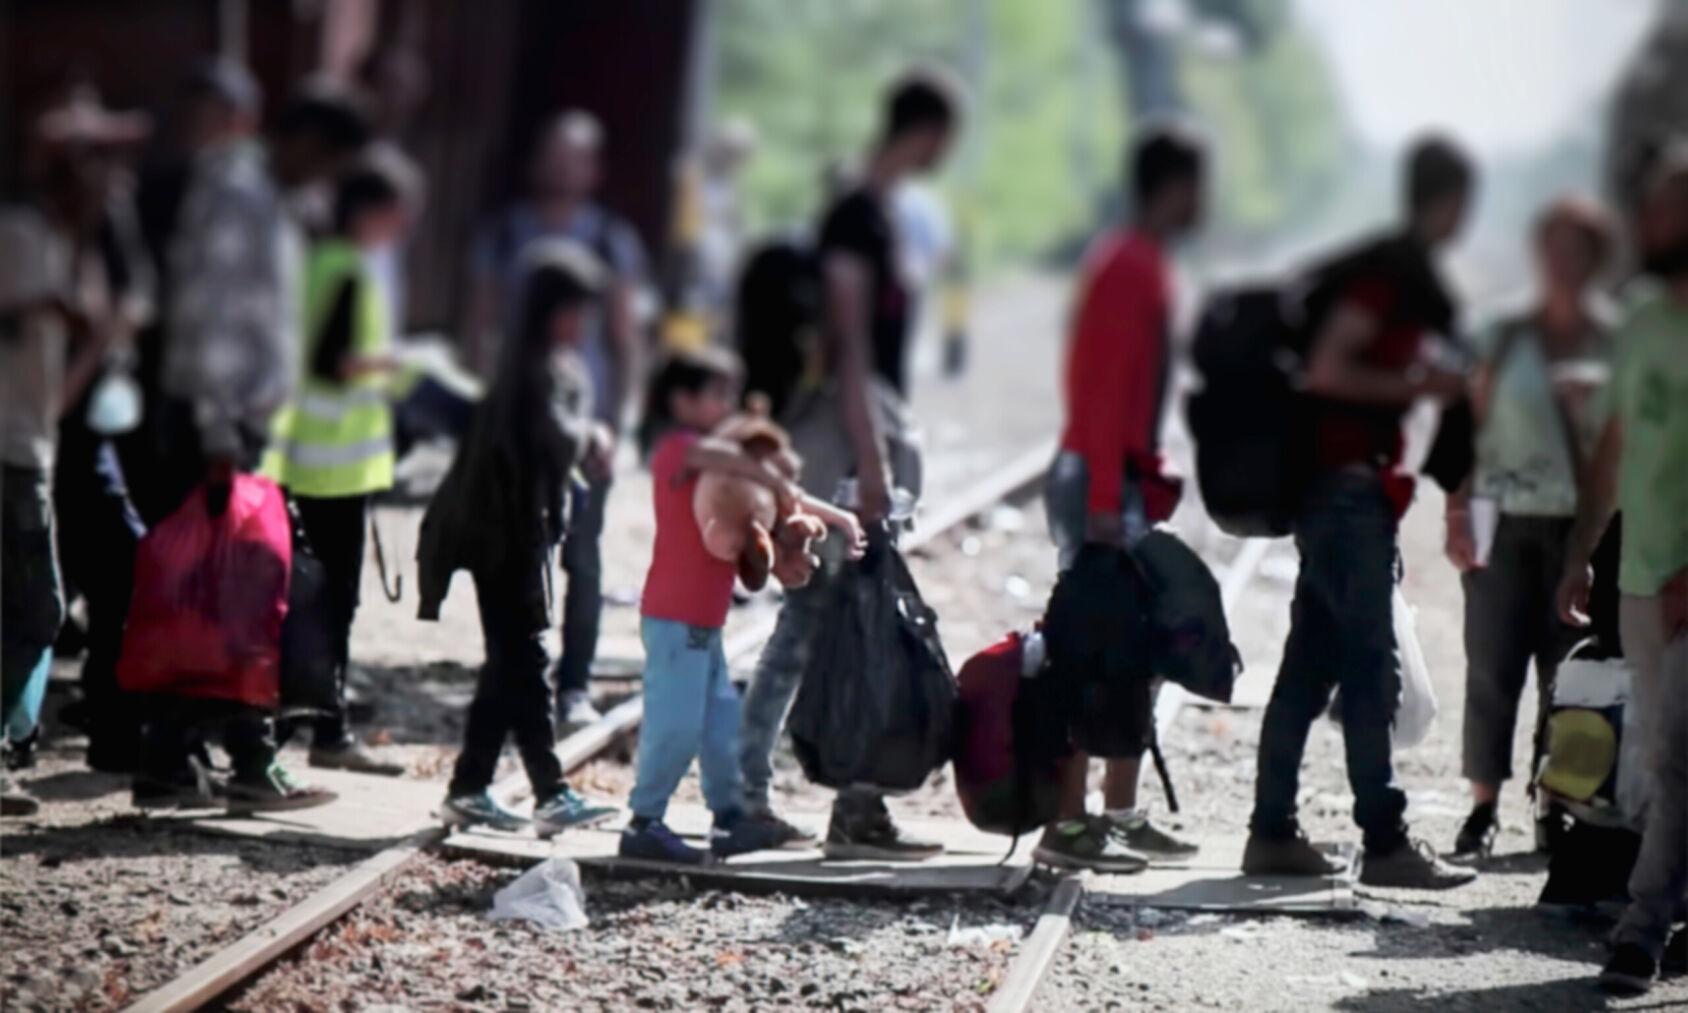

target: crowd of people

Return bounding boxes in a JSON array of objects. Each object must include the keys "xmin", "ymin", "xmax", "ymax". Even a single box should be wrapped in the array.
[{"xmin": 1, "ymin": 53, "xmax": 1684, "ymax": 999}]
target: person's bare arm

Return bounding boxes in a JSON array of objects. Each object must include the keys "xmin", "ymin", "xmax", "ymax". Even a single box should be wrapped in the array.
[
  {"xmin": 1556, "ymin": 414, "xmax": 1621, "ymax": 624},
  {"xmin": 685, "ymin": 438, "xmax": 801, "ymax": 513},
  {"xmin": 1305, "ymin": 301, "xmax": 1465, "ymax": 405},
  {"xmin": 825, "ymin": 251, "xmax": 889, "ymax": 520}
]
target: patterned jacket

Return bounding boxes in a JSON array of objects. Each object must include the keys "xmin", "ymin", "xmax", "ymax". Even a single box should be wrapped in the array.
[{"xmin": 164, "ymin": 140, "xmax": 301, "ymax": 458}]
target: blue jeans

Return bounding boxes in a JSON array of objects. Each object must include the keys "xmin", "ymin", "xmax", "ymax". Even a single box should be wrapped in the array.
[
  {"xmin": 1250, "ymin": 469, "xmax": 1409, "ymax": 853},
  {"xmin": 631, "ymin": 617, "xmax": 742, "ymax": 822},
  {"xmin": 737, "ymin": 543, "xmax": 881, "ymax": 820},
  {"xmin": 555, "ymin": 475, "xmax": 609, "ymax": 697}
]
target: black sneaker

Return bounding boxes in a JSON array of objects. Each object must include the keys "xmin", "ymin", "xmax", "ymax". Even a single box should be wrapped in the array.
[
  {"xmin": 1451, "ymin": 802, "xmax": 1497, "ymax": 861},
  {"xmin": 711, "ymin": 811, "xmax": 789, "ymax": 858},
  {"xmin": 1599, "ymin": 943, "xmax": 1658, "ymax": 995},
  {"xmin": 132, "ymin": 756, "xmax": 223, "ymax": 810},
  {"xmin": 1034, "ymin": 816, "xmax": 1149, "ymax": 873},
  {"xmin": 1242, "ymin": 832, "xmax": 1343, "ymax": 877},
  {"xmin": 746, "ymin": 809, "xmax": 818, "ymax": 850},
  {"xmin": 1359, "ymin": 838, "xmax": 1478, "ymax": 890},
  {"xmin": 823, "ymin": 803, "xmax": 943, "ymax": 861}
]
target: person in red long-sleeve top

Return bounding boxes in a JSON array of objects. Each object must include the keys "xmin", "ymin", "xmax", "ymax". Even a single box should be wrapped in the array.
[{"xmin": 1036, "ymin": 125, "xmax": 1205, "ymax": 873}]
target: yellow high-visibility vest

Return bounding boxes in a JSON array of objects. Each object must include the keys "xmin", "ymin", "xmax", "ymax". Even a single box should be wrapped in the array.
[{"xmin": 261, "ymin": 240, "xmax": 394, "ymax": 498}]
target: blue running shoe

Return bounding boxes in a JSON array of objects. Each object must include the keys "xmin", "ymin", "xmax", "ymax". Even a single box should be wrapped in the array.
[
  {"xmin": 441, "ymin": 791, "xmax": 530, "ymax": 832},
  {"xmin": 619, "ymin": 818, "xmax": 707, "ymax": 865},
  {"xmin": 710, "ymin": 810, "xmax": 789, "ymax": 858},
  {"xmin": 532, "ymin": 786, "xmax": 617, "ymax": 838}
]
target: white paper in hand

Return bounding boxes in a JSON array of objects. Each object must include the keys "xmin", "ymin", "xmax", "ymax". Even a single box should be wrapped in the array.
[{"xmin": 487, "ymin": 857, "xmax": 589, "ymax": 931}]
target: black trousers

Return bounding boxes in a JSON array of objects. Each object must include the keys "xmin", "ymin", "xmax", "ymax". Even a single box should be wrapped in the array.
[
  {"xmin": 1460, "ymin": 514, "xmax": 1580, "ymax": 785},
  {"xmin": 293, "ymin": 494, "xmax": 368, "ymax": 748},
  {"xmin": 53, "ymin": 424, "xmax": 147, "ymax": 757},
  {"xmin": 449, "ymin": 556, "xmax": 564, "ymax": 800}
]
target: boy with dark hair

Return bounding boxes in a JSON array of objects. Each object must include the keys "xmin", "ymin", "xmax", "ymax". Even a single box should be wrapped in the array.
[
  {"xmin": 1036, "ymin": 123, "xmax": 1206, "ymax": 872},
  {"xmin": 736, "ymin": 66, "xmax": 962, "ymax": 858},
  {"xmin": 1242, "ymin": 135, "xmax": 1478, "ymax": 889},
  {"xmin": 261, "ymin": 161, "xmax": 409, "ymax": 776}
]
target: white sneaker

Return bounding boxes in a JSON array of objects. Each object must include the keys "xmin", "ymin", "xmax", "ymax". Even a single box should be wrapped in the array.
[{"xmin": 558, "ymin": 690, "xmax": 602, "ymax": 731}]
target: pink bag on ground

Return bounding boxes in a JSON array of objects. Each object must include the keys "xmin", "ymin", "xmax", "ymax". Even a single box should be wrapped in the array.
[{"xmin": 116, "ymin": 476, "xmax": 292, "ymax": 708}]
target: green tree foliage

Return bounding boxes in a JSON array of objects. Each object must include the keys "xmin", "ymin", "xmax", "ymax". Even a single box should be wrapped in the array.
[{"xmin": 714, "ymin": 0, "xmax": 1343, "ymax": 266}]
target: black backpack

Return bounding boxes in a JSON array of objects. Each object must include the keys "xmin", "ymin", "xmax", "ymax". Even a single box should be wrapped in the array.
[
  {"xmin": 1187, "ymin": 282, "xmax": 1322, "ymax": 538},
  {"xmin": 1187, "ymin": 235, "xmax": 1455, "ymax": 538},
  {"xmin": 734, "ymin": 236, "xmax": 823, "ymax": 419}
]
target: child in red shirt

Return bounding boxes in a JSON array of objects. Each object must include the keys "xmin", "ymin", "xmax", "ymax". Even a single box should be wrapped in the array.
[{"xmin": 624, "ymin": 350, "xmax": 861, "ymax": 864}]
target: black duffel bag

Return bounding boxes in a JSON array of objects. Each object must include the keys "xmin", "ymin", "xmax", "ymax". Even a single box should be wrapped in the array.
[
  {"xmin": 789, "ymin": 528, "xmax": 956, "ymax": 794},
  {"xmin": 1041, "ymin": 544, "xmax": 1156, "ymax": 759}
]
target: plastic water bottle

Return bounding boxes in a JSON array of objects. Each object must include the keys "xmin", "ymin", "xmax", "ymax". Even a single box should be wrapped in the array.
[{"xmin": 834, "ymin": 476, "xmax": 918, "ymax": 521}]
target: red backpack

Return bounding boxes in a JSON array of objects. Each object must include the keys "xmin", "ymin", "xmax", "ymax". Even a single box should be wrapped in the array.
[
  {"xmin": 952, "ymin": 631, "xmax": 1069, "ymax": 836},
  {"xmin": 117, "ymin": 477, "xmax": 292, "ymax": 709}
]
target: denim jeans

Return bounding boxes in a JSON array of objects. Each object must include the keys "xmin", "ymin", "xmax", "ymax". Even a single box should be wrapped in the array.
[
  {"xmin": 1613, "ymin": 596, "xmax": 1688, "ymax": 959},
  {"xmin": 555, "ymin": 475, "xmax": 609, "ymax": 697},
  {"xmin": 1251, "ymin": 469, "xmax": 1409, "ymax": 852},
  {"xmin": 737, "ymin": 537, "xmax": 880, "ymax": 818},
  {"xmin": 630, "ymin": 617, "xmax": 742, "ymax": 822}
]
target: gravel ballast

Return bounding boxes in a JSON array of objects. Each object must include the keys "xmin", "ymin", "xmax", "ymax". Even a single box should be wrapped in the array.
[{"xmin": 227, "ymin": 854, "xmax": 1034, "ymax": 1012}]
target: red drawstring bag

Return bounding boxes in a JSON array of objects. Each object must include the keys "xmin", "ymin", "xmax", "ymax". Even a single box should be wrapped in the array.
[{"xmin": 117, "ymin": 476, "xmax": 292, "ymax": 708}]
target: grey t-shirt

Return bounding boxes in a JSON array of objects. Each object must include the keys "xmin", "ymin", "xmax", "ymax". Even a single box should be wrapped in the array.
[
  {"xmin": 0, "ymin": 207, "xmax": 71, "ymax": 471},
  {"xmin": 471, "ymin": 201, "xmax": 646, "ymax": 422}
]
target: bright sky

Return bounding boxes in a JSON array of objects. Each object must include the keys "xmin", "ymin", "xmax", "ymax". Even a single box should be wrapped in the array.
[{"xmin": 1293, "ymin": 0, "xmax": 1659, "ymax": 156}]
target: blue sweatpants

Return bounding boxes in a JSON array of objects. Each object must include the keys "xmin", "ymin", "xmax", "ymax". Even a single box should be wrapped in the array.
[{"xmin": 630, "ymin": 617, "xmax": 743, "ymax": 822}]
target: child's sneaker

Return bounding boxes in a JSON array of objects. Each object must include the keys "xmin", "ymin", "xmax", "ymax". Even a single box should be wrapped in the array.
[
  {"xmin": 710, "ymin": 810, "xmax": 788, "ymax": 858},
  {"xmin": 441, "ymin": 791, "xmax": 530, "ymax": 832},
  {"xmin": 747, "ymin": 809, "xmax": 819, "ymax": 850},
  {"xmin": 533, "ymin": 786, "xmax": 617, "ymax": 838},
  {"xmin": 620, "ymin": 818, "xmax": 706, "ymax": 865}
]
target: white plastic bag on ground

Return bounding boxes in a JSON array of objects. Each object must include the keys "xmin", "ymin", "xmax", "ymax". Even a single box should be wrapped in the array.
[
  {"xmin": 487, "ymin": 857, "xmax": 589, "ymax": 931},
  {"xmin": 1392, "ymin": 587, "xmax": 1438, "ymax": 749}
]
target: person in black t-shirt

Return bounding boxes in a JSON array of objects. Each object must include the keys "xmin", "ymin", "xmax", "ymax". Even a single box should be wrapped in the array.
[{"xmin": 737, "ymin": 68, "xmax": 963, "ymax": 859}]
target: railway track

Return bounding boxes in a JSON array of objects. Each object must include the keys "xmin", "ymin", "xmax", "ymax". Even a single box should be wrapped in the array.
[
  {"xmin": 121, "ymin": 436, "xmax": 1272, "ymax": 1012},
  {"xmin": 120, "ymin": 440, "xmax": 1082, "ymax": 1012}
]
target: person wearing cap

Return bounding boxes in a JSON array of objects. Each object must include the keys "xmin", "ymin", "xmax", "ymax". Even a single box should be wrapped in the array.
[
  {"xmin": 417, "ymin": 239, "xmax": 618, "ymax": 837},
  {"xmin": 468, "ymin": 110, "xmax": 649, "ymax": 733},
  {"xmin": 2, "ymin": 87, "xmax": 151, "ymax": 814}
]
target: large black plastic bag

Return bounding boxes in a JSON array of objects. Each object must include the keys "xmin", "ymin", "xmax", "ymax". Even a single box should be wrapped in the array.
[
  {"xmin": 1041, "ymin": 544, "xmax": 1155, "ymax": 759},
  {"xmin": 278, "ymin": 502, "xmax": 340, "ymax": 717},
  {"xmin": 1133, "ymin": 530, "xmax": 1240, "ymax": 704},
  {"xmin": 789, "ymin": 534, "xmax": 956, "ymax": 793}
]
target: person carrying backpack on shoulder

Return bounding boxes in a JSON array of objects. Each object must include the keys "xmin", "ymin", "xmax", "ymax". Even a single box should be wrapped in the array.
[
  {"xmin": 418, "ymin": 239, "xmax": 618, "ymax": 838},
  {"xmin": 1036, "ymin": 124, "xmax": 1205, "ymax": 873},
  {"xmin": 1242, "ymin": 137, "xmax": 1477, "ymax": 890},
  {"xmin": 1445, "ymin": 195, "xmax": 1617, "ymax": 860}
]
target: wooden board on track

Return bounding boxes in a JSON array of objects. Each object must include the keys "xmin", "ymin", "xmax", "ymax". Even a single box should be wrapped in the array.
[
  {"xmin": 442, "ymin": 804, "xmax": 1037, "ymax": 901},
  {"xmin": 163, "ymin": 767, "xmax": 445, "ymax": 852},
  {"xmin": 1084, "ymin": 836, "xmax": 1357, "ymax": 915}
]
